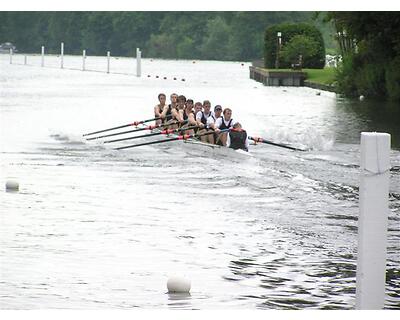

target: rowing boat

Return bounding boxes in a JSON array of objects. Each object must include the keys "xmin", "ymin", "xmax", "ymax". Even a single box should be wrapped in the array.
[{"xmin": 149, "ymin": 127, "xmax": 253, "ymax": 159}]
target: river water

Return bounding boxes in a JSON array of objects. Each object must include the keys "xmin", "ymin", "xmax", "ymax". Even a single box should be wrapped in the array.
[{"xmin": 1, "ymin": 54, "xmax": 399, "ymax": 310}]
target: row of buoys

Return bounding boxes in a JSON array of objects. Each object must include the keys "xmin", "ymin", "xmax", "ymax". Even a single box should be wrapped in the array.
[{"xmin": 147, "ymin": 75, "xmax": 185, "ymax": 81}]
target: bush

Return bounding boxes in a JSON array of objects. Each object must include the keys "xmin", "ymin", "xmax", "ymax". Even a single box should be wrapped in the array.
[
  {"xmin": 385, "ymin": 56, "xmax": 400, "ymax": 101},
  {"xmin": 264, "ymin": 23, "xmax": 325, "ymax": 69},
  {"xmin": 280, "ymin": 35, "xmax": 320, "ymax": 67}
]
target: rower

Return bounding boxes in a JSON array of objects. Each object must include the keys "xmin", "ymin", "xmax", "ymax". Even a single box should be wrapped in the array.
[
  {"xmin": 227, "ymin": 122, "xmax": 250, "ymax": 152},
  {"xmin": 164, "ymin": 93, "xmax": 179, "ymax": 128},
  {"xmin": 180, "ymin": 99, "xmax": 197, "ymax": 135},
  {"xmin": 196, "ymin": 100, "xmax": 214, "ymax": 144},
  {"xmin": 214, "ymin": 108, "xmax": 236, "ymax": 146},
  {"xmin": 154, "ymin": 93, "xmax": 168, "ymax": 126},
  {"xmin": 194, "ymin": 101, "xmax": 203, "ymax": 116},
  {"xmin": 171, "ymin": 95, "xmax": 187, "ymax": 127},
  {"xmin": 207, "ymin": 105, "xmax": 223, "ymax": 143}
]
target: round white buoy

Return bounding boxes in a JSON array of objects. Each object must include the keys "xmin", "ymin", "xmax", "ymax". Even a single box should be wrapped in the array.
[
  {"xmin": 6, "ymin": 180, "xmax": 19, "ymax": 192},
  {"xmin": 167, "ymin": 276, "xmax": 191, "ymax": 293},
  {"xmin": 359, "ymin": 95, "xmax": 365, "ymax": 101}
]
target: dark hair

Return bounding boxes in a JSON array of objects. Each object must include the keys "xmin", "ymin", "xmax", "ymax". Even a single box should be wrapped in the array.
[
  {"xmin": 178, "ymin": 95, "xmax": 186, "ymax": 102},
  {"xmin": 223, "ymin": 108, "xmax": 232, "ymax": 115},
  {"xmin": 186, "ymin": 99, "xmax": 194, "ymax": 104},
  {"xmin": 214, "ymin": 105, "xmax": 222, "ymax": 111},
  {"xmin": 158, "ymin": 93, "xmax": 166, "ymax": 100}
]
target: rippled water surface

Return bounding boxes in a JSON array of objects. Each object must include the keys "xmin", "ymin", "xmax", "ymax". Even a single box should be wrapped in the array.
[{"xmin": 1, "ymin": 54, "xmax": 399, "ymax": 309}]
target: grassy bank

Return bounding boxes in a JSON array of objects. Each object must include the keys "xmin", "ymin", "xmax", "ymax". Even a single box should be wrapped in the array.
[
  {"xmin": 264, "ymin": 67, "xmax": 336, "ymax": 85},
  {"xmin": 303, "ymin": 68, "xmax": 336, "ymax": 85}
]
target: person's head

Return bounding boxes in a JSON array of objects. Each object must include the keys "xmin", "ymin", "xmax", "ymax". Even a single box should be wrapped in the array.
[
  {"xmin": 158, "ymin": 93, "xmax": 166, "ymax": 104},
  {"xmin": 194, "ymin": 102, "xmax": 203, "ymax": 113},
  {"xmin": 185, "ymin": 99, "xmax": 193, "ymax": 111},
  {"xmin": 223, "ymin": 108, "xmax": 232, "ymax": 120},
  {"xmin": 170, "ymin": 93, "xmax": 178, "ymax": 104},
  {"xmin": 177, "ymin": 95, "xmax": 186, "ymax": 109},
  {"xmin": 186, "ymin": 99, "xmax": 194, "ymax": 108},
  {"xmin": 203, "ymin": 100, "xmax": 211, "ymax": 113},
  {"xmin": 214, "ymin": 105, "xmax": 222, "ymax": 118},
  {"xmin": 233, "ymin": 122, "xmax": 242, "ymax": 130}
]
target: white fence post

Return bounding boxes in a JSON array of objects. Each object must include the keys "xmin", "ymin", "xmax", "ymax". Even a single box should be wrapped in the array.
[
  {"xmin": 60, "ymin": 42, "xmax": 64, "ymax": 69},
  {"xmin": 107, "ymin": 51, "xmax": 110, "ymax": 73},
  {"xmin": 41, "ymin": 46, "xmax": 45, "ymax": 67},
  {"xmin": 136, "ymin": 47, "xmax": 141, "ymax": 77},
  {"xmin": 82, "ymin": 50, "xmax": 86, "ymax": 71},
  {"xmin": 9, "ymin": 48, "xmax": 13, "ymax": 64},
  {"xmin": 356, "ymin": 132, "xmax": 390, "ymax": 309}
]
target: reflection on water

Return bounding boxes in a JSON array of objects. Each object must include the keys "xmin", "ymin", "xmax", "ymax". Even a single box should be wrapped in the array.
[
  {"xmin": 0, "ymin": 55, "xmax": 399, "ymax": 310},
  {"xmin": 335, "ymin": 97, "xmax": 400, "ymax": 149}
]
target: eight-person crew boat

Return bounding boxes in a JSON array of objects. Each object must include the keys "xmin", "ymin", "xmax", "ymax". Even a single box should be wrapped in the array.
[{"xmin": 83, "ymin": 92, "xmax": 307, "ymax": 154}]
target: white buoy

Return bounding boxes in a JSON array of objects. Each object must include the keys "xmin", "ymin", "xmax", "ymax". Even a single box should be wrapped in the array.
[
  {"xmin": 359, "ymin": 95, "xmax": 365, "ymax": 101},
  {"xmin": 167, "ymin": 276, "xmax": 191, "ymax": 293},
  {"xmin": 6, "ymin": 180, "xmax": 19, "ymax": 192}
]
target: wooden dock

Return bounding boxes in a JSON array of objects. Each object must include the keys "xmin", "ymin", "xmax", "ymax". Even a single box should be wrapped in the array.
[{"xmin": 249, "ymin": 66, "xmax": 306, "ymax": 87}]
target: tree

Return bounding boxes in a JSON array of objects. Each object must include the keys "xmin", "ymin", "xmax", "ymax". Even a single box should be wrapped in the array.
[
  {"xmin": 327, "ymin": 12, "xmax": 400, "ymax": 100},
  {"xmin": 200, "ymin": 16, "xmax": 232, "ymax": 60},
  {"xmin": 264, "ymin": 23, "xmax": 325, "ymax": 68},
  {"xmin": 280, "ymin": 35, "xmax": 319, "ymax": 66},
  {"xmin": 82, "ymin": 12, "xmax": 114, "ymax": 54}
]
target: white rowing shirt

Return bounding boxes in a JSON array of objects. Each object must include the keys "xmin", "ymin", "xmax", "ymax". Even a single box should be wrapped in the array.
[
  {"xmin": 196, "ymin": 111, "xmax": 212, "ymax": 122},
  {"xmin": 214, "ymin": 117, "xmax": 237, "ymax": 129}
]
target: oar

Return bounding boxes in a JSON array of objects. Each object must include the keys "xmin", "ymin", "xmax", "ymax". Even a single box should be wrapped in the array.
[
  {"xmin": 83, "ymin": 116, "xmax": 162, "ymax": 137},
  {"xmin": 86, "ymin": 120, "xmax": 185, "ymax": 141},
  {"xmin": 115, "ymin": 129, "xmax": 228, "ymax": 150},
  {"xmin": 104, "ymin": 125, "xmax": 200, "ymax": 144},
  {"xmin": 248, "ymin": 136, "xmax": 306, "ymax": 151}
]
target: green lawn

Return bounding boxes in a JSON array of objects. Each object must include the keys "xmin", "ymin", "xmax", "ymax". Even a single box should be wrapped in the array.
[
  {"xmin": 263, "ymin": 67, "xmax": 336, "ymax": 86},
  {"xmin": 303, "ymin": 68, "xmax": 336, "ymax": 85}
]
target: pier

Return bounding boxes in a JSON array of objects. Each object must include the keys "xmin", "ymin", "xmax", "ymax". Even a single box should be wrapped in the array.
[{"xmin": 249, "ymin": 65, "xmax": 337, "ymax": 92}]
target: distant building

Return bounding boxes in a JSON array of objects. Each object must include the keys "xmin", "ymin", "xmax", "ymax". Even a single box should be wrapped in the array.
[{"xmin": 0, "ymin": 42, "xmax": 17, "ymax": 53}]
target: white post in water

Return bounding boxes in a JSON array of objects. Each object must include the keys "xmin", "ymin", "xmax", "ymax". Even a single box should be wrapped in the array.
[
  {"xmin": 60, "ymin": 42, "xmax": 64, "ymax": 69},
  {"xmin": 356, "ymin": 132, "xmax": 390, "ymax": 309},
  {"xmin": 41, "ymin": 46, "xmax": 45, "ymax": 67},
  {"xmin": 136, "ymin": 47, "xmax": 141, "ymax": 77},
  {"xmin": 82, "ymin": 50, "xmax": 86, "ymax": 71},
  {"xmin": 9, "ymin": 48, "xmax": 13, "ymax": 64},
  {"xmin": 24, "ymin": 55, "xmax": 27, "ymax": 65},
  {"xmin": 107, "ymin": 51, "xmax": 110, "ymax": 73}
]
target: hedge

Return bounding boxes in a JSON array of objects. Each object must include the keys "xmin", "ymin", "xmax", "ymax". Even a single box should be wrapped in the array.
[{"xmin": 264, "ymin": 23, "xmax": 325, "ymax": 69}]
